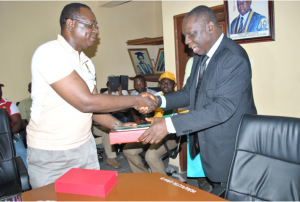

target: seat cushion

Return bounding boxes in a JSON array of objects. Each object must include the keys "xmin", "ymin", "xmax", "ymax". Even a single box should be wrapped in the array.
[{"xmin": 0, "ymin": 181, "xmax": 22, "ymax": 198}]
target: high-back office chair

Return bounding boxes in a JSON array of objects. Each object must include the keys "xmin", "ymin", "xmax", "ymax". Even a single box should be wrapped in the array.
[
  {"xmin": 224, "ymin": 114, "xmax": 300, "ymax": 201},
  {"xmin": 0, "ymin": 109, "xmax": 30, "ymax": 197}
]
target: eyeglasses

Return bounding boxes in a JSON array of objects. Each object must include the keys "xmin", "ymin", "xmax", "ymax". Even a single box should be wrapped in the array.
[{"xmin": 66, "ymin": 18, "xmax": 99, "ymax": 30}]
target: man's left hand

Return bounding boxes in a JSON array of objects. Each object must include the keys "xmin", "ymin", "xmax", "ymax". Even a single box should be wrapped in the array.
[
  {"xmin": 118, "ymin": 85, "xmax": 123, "ymax": 95},
  {"xmin": 138, "ymin": 117, "xmax": 168, "ymax": 144},
  {"xmin": 118, "ymin": 122, "xmax": 137, "ymax": 127}
]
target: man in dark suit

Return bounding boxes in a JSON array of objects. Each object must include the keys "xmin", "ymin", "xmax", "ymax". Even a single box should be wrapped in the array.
[{"xmin": 138, "ymin": 5, "xmax": 257, "ymax": 193}]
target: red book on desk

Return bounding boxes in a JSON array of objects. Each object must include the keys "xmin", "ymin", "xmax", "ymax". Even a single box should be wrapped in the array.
[
  {"xmin": 55, "ymin": 168, "xmax": 117, "ymax": 197},
  {"xmin": 109, "ymin": 124, "xmax": 150, "ymax": 145}
]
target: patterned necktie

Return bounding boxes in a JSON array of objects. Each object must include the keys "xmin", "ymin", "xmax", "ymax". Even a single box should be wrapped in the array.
[
  {"xmin": 195, "ymin": 55, "xmax": 209, "ymax": 101},
  {"xmin": 238, "ymin": 17, "xmax": 244, "ymax": 33},
  {"xmin": 190, "ymin": 55, "xmax": 209, "ymax": 159}
]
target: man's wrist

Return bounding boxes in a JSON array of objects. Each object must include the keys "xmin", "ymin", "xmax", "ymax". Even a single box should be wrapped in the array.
[{"xmin": 156, "ymin": 96, "xmax": 162, "ymax": 107}]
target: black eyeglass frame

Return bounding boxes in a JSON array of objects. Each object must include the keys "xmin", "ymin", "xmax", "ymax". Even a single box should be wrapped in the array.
[{"xmin": 65, "ymin": 18, "xmax": 99, "ymax": 30}]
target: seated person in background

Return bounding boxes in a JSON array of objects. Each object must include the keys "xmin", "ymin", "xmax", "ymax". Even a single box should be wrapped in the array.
[
  {"xmin": 123, "ymin": 72, "xmax": 178, "ymax": 175},
  {"xmin": 0, "ymin": 82, "xmax": 28, "ymax": 169},
  {"xmin": 103, "ymin": 76, "xmax": 129, "ymax": 123},
  {"xmin": 18, "ymin": 82, "xmax": 32, "ymax": 129},
  {"xmin": 103, "ymin": 79, "xmax": 129, "ymax": 96},
  {"xmin": 92, "ymin": 125, "xmax": 122, "ymax": 169},
  {"xmin": 130, "ymin": 75, "xmax": 156, "ymax": 124},
  {"xmin": 92, "ymin": 76, "xmax": 129, "ymax": 169}
]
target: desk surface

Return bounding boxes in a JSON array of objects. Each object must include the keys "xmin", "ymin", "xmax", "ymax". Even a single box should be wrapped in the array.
[{"xmin": 22, "ymin": 173, "xmax": 226, "ymax": 201}]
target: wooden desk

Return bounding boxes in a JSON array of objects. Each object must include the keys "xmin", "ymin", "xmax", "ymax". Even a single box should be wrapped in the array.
[{"xmin": 22, "ymin": 173, "xmax": 226, "ymax": 201}]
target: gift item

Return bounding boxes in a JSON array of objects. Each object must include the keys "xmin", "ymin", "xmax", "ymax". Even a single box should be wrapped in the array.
[{"xmin": 55, "ymin": 168, "xmax": 117, "ymax": 197}]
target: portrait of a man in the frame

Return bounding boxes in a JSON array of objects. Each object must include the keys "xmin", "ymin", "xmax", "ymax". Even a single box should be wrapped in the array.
[
  {"xmin": 135, "ymin": 52, "xmax": 154, "ymax": 75},
  {"xmin": 230, "ymin": 0, "xmax": 268, "ymax": 34}
]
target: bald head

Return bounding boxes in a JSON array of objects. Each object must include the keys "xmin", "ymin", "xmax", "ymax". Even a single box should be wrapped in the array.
[{"xmin": 184, "ymin": 5, "xmax": 221, "ymax": 29}]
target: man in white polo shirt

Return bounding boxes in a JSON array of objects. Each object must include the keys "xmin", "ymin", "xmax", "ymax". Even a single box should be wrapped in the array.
[{"xmin": 27, "ymin": 3, "xmax": 156, "ymax": 189}]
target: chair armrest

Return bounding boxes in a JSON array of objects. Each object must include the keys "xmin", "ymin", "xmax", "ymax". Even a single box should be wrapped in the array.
[{"xmin": 14, "ymin": 156, "xmax": 30, "ymax": 191}]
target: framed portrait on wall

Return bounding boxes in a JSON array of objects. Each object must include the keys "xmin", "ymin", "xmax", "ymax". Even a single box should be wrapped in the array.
[
  {"xmin": 128, "ymin": 49, "xmax": 155, "ymax": 75},
  {"xmin": 155, "ymin": 48, "xmax": 165, "ymax": 74},
  {"xmin": 224, "ymin": 0, "xmax": 275, "ymax": 44}
]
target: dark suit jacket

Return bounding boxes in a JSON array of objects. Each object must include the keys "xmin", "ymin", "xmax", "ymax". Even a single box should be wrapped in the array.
[{"xmin": 162, "ymin": 35, "xmax": 257, "ymax": 183}]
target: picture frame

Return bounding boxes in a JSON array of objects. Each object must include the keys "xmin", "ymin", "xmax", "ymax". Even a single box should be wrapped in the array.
[
  {"xmin": 224, "ymin": 0, "xmax": 275, "ymax": 44},
  {"xmin": 128, "ymin": 48, "xmax": 155, "ymax": 75},
  {"xmin": 154, "ymin": 48, "xmax": 165, "ymax": 74}
]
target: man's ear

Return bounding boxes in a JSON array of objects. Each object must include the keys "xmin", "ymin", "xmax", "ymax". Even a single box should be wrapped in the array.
[
  {"xmin": 174, "ymin": 82, "xmax": 177, "ymax": 88},
  {"xmin": 145, "ymin": 81, "xmax": 147, "ymax": 87},
  {"xmin": 66, "ymin": 19, "xmax": 75, "ymax": 31},
  {"xmin": 207, "ymin": 21, "xmax": 214, "ymax": 34}
]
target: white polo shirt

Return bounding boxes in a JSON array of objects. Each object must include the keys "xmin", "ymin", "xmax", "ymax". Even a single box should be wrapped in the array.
[{"xmin": 27, "ymin": 35, "xmax": 96, "ymax": 150}]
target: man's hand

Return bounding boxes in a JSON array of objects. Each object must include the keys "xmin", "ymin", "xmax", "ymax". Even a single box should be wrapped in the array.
[
  {"xmin": 108, "ymin": 86, "xmax": 112, "ymax": 95},
  {"xmin": 135, "ymin": 93, "xmax": 158, "ymax": 114},
  {"xmin": 138, "ymin": 117, "xmax": 168, "ymax": 144},
  {"xmin": 140, "ymin": 92, "xmax": 158, "ymax": 103},
  {"xmin": 118, "ymin": 122, "xmax": 137, "ymax": 127},
  {"xmin": 118, "ymin": 85, "xmax": 123, "ymax": 95},
  {"xmin": 135, "ymin": 117, "xmax": 148, "ymax": 125}
]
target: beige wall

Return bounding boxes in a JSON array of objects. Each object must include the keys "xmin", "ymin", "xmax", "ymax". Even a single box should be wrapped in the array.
[
  {"xmin": 0, "ymin": 1, "xmax": 162, "ymax": 102},
  {"xmin": 162, "ymin": 1, "xmax": 300, "ymax": 118}
]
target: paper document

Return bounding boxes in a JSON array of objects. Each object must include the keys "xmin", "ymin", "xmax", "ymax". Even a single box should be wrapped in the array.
[{"xmin": 114, "ymin": 124, "xmax": 152, "ymax": 131}]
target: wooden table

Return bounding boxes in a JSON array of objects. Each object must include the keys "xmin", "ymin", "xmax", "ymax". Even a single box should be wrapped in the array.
[{"xmin": 22, "ymin": 173, "xmax": 226, "ymax": 201}]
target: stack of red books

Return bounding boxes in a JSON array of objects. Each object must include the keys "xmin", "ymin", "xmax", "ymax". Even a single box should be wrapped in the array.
[{"xmin": 55, "ymin": 168, "xmax": 117, "ymax": 197}]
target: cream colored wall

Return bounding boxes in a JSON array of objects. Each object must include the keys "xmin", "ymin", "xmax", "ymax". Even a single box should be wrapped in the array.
[
  {"xmin": 0, "ymin": 1, "xmax": 163, "ymax": 102},
  {"xmin": 162, "ymin": 1, "xmax": 300, "ymax": 118}
]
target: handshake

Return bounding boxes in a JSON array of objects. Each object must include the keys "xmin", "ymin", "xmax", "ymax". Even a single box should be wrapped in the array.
[{"xmin": 135, "ymin": 92, "xmax": 159, "ymax": 114}]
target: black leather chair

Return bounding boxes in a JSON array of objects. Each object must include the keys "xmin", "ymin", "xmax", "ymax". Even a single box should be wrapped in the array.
[
  {"xmin": 223, "ymin": 114, "xmax": 300, "ymax": 201},
  {"xmin": 0, "ymin": 109, "xmax": 30, "ymax": 197}
]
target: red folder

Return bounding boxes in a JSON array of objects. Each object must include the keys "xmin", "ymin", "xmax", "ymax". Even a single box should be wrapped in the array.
[
  {"xmin": 55, "ymin": 168, "xmax": 117, "ymax": 197},
  {"xmin": 109, "ymin": 128, "xmax": 147, "ymax": 145}
]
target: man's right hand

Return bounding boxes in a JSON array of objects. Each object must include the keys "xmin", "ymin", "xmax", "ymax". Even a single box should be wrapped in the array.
[
  {"xmin": 136, "ymin": 95, "xmax": 157, "ymax": 114},
  {"xmin": 140, "ymin": 92, "xmax": 158, "ymax": 103},
  {"xmin": 135, "ymin": 92, "xmax": 158, "ymax": 114}
]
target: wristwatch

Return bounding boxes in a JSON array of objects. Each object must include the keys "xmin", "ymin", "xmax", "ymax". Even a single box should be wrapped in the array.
[
  {"xmin": 156, "ymin": 96, "xmax": 162, "ymax": 107},
  {"xmin": 113, "ymin": 121, "xmax": 121, "ymax": 128}
]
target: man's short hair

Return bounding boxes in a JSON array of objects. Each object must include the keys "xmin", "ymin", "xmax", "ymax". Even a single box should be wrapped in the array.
[
  {"xmin": 60, "ymin": 3, "xmax": 91, "ymax": 29},
  {"xmin": 184, "ymin": 5, "xmax": 220, "ymax": 27},
  {"xmin": 134, "ymin": 75, "xmax": 146, "ymax": 83}
]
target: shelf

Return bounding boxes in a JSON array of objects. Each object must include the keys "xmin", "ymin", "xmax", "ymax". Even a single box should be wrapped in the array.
[{"xmin": 126, "ymin": 37, "xmax": 163, "ymax": 45}]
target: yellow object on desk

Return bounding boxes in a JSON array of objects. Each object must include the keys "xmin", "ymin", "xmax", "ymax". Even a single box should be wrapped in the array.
[{"xmin": 178, "ymin": 107, "xmax": 189, "ymax": 114}]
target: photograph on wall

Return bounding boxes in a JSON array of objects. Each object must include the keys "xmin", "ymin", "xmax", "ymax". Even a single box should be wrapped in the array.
[
  {"xmin": 155, "ymin": 48, "xmax": 165, "ymax": 74},
  {"xmin": 128, "ymin": 49, "xmax": 154, "ymax": 75},
  {"xmin": 224, "ymin": 0, "xmax": 274, "ymax": 43}
]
